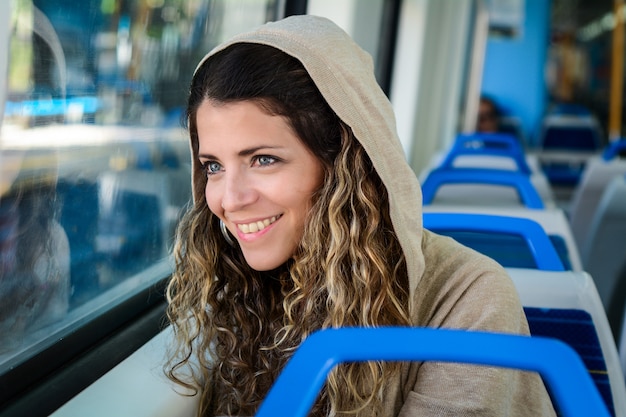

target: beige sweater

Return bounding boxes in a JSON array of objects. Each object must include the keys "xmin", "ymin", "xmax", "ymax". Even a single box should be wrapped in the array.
[{"xmin": 195, "ymin": 15, "xmax": 556, "ymax": 417}]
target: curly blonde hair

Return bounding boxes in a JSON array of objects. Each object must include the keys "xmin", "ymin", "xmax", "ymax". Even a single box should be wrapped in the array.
[{"xmin": 166, "ymin": 43, "xmax": 411, "ymax": 417}]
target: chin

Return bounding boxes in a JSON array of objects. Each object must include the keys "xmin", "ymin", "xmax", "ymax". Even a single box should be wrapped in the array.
[
  {"xmin": 244, "ymin": 257, "xmax": 285, "ymax": 272},
  {"xmin": 241, "ymin": 246, "xmax": 294, "ymax": 272}
]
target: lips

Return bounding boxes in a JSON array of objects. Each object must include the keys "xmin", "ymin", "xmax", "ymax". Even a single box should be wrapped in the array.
[{"xmin": 236, "ymin": 215, "xmax": 281, "ymax": 234}]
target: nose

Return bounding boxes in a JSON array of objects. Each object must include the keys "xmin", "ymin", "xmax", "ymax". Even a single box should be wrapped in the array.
[{"xmin": 219, "ymin": 169, "xmax": 258, "ymax": 213}]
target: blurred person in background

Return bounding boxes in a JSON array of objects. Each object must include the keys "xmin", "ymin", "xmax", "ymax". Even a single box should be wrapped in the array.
[{"xmin": 476, "ymin": 95, "xmax": 502, "ymax": 133}]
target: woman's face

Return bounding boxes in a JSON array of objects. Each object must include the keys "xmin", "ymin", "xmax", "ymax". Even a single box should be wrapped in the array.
[{"xmin": 196, "ymin": 100, "xmax": 324, "ymax": 271}]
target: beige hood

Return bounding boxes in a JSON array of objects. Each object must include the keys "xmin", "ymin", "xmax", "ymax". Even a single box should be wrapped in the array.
[{"xmin": 194, "ymin": 15, "xmax": 425, "ymax": 312}]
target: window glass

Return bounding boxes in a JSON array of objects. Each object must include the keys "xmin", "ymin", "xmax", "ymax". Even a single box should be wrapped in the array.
[{"xmin": 0, "ymin": 0, "xmax": 280, "ymax": 372}]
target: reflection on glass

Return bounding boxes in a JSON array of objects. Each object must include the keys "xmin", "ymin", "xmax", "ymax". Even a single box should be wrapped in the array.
[
  {"xmin": 1, "ymin": 0, "xmax": 279, "ymax": 369},
  {"xmin": 0, "ymin": 150, "xmax": 69, "ymax": 353}
]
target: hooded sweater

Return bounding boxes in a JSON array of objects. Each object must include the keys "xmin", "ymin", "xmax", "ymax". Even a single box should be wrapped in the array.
[{"xmin": 192, "ymin": 15, "xmax": 556, "ymax": 417}]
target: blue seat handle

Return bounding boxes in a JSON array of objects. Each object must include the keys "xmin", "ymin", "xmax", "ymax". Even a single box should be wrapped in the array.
[
  {"xmin": 255, "ymin": 327, "xmax": 610, "ymax": 417},
  {"xmin": 439, "ymin": 133, "xmax": 532, "ymax": 175},
  {"xmin": 422, "ymin": 213, "xmax": 565, "ymax": 271},
  {"xmin": 602, "ymin": 139, "xmax": 626, "ymax": 161},
  {"xmin": 421, "ymin": 168, "xmax": 544, "ymax": 209}
]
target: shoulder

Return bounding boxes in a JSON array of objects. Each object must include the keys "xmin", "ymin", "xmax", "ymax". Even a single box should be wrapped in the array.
[{"xmin": 413, "ymin": 230, "xmax": 527, "ymax": 333}]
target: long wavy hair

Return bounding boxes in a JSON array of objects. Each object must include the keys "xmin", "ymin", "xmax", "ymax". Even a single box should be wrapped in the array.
[{"xmin": 166, "ymin": 43, "xmax": 411, "ymax": 417}]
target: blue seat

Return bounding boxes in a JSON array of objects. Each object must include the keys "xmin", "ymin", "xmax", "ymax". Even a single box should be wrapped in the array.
[
  {"xmin": 538, "ymin": 114, "xmax": 602, "ymax": 186},
  {"xmin": 423, "ymin": 212, "xmax": 565, "ymax": 271},
  {"xmin": 438, "ymin": 133, "xmax": 532, "ymax": 174},
  {"xmin": 508, "ymin": 268, "xmax": 626, "ymax": 417},
  {"xmin": 524, "ymin": 307, "xmax": 615, "ymax": 417},
  {"xmin": 255, "ymin": 327, "xmax": 610, "ymax": 417},
  {"xmin": 543, "ymin": 126, "xmax": 601, "ymax": 152},
  {"xmin": 540, "ymin": 113, "xmax": 602, "ymax": 152},
  {"xmin": 422, "ymin": 205, "xmax": 582, "ymax": 271},
  {"xmin": 421, "ymin": 168, "xmax": 545, "ymax": 209},
  {"xmin": 422, "ymin": 212, "xmax": 622, "ymax": 415},
  {"xmin": 421, "ymin": 133, "xmax": 555, "ymax": 205}
]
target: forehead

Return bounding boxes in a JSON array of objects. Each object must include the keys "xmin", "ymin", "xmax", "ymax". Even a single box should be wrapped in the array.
[{"xmin": 195, "ymin": 100, "xmax": 301, "ymax": 154}]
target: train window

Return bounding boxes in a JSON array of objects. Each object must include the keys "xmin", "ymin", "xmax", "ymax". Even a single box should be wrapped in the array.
[
  {"xmin": 0, "ymin": 0, "xmax": 281, "ymax": 405},
  {"xmin": 307, "ymin": 0, "xmax": 393, "ymax": 93}
]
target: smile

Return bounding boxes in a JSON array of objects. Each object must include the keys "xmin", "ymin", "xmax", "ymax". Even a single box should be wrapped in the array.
[{"xmin": 236, "ymin": 215, "xmax": 281, "ymax": 234}]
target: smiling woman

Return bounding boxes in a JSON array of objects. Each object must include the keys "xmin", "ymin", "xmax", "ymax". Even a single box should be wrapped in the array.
[
  {"xmin": 196, "ymin": 100, "xmax": 324, "ymax": 271},
  {"xmin": 165, "ymin": 15, "xmax": 556, "ymax": 417}
]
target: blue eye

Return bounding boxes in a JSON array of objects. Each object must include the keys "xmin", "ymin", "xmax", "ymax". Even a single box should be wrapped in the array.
[
  {"xmin": 203, "ymin": 161, "xmax": 222, "ymax": 176},
  {"xmin": 256, "ymin": 155, "xmax": 276, "ymax": 166}
]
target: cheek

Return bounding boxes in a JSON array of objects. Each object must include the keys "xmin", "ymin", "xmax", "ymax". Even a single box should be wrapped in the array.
[
  {"xmin": 291, "ymin": 182, "xmax": 322, "ymax": 225},
  {"xmin": 204, "ymin": 183, "xmax": 220, "ymax": 215}
]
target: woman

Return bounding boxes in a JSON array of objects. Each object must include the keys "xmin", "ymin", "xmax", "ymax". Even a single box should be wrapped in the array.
[{"xmin": 166, "ymin": 15, "xmax": 555, "ymax": 417}]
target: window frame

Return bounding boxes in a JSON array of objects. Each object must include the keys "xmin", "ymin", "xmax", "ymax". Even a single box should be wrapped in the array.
[{"xmin": 0, "ymin": 277, "xmax": 168, "ymax": 417}]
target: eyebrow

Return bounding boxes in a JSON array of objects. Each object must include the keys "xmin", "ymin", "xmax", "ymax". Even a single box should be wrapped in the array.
[{"xmin": 198, "ymin": 145, "xmax": 284, "ymax": 160}]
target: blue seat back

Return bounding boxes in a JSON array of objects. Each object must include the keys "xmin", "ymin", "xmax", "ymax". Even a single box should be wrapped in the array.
[
  {"xmin": 255, "ymin": 327, "xmax": 610, "ymax": 417},
  {"xmin": 508, "ymin": 268, "xmax": 626, "ymax": 417},
  {"xmin": 539, "ymin": 115, "xmax": 602, "ymax": 185},
  {"xmin": 423, "ymin": 213, "xmax": 564, "ymax": 271},
  {"xmin": 541, "ymin": 116, "xmax": 601, "ymax": 151},
  {"xmin": 525, "ymin": 307, "xmax": 616, "ymax": 417},
  {"xmin": 421, "ymin": 168, "xmax": 544, "ymax": 209},
  {"xmin": 542, "ymin": 127, "xmax": 599, "ymax": 151},
  {"xmin": 439, "ymin": 133, "xmax": 531, "ymax": 174}
]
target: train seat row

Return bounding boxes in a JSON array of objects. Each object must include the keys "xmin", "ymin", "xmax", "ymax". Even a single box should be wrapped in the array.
[
  {"xmin": 509, "ymin": 268, "xmax": 621, "ymax": 417},
  {"xmin": 420, "ymin": 132, "xmax": 555, "ymax": 207},
  {"xmin": 420, "ymin": 132, "xmax": 626, "ymax": 416},
  {"xmin": 423, "ymin": 212, "xmax": 624, "ymax": 417},
  {"xmin": 566, "ymin": 139, "xmax": 626, "ymax": 383},
  {"xmin": 420, "ymin": 133, "xmax": 582, "ymax": 271}
]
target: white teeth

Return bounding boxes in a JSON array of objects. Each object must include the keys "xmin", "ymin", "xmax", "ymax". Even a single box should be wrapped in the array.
[{"xmin": 237, "ymin": 216, "xmax": 278, "ymax": 234}]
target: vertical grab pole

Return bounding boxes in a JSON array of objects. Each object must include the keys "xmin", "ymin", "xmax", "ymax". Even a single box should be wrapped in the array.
[
  {"xmin": 609, "ymin": 0, "xmax": 625, "ymax": 142},
  {"xmin": 462, "ymin": 0, "xmax": 490, "ymax": 134}
]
